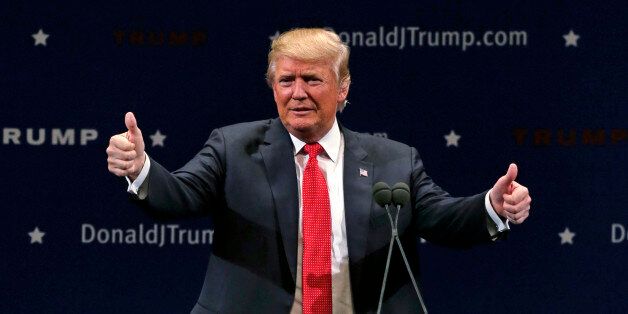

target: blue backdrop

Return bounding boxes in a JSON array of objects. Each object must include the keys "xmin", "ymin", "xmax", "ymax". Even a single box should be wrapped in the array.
[{"xmin": 2, "ymin": 1, "xmax": 627, "ymax": 313}]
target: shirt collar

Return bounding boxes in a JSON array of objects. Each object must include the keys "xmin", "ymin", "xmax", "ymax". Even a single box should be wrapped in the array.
[{"xmin": 289, "ymin": 118, "xmax": 341, "ymax": 163}]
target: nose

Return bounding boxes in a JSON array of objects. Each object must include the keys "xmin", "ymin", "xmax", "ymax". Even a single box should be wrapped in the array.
[{"xmin": 291, "ymin": 79, "xmax": 307, "ymax": 101}]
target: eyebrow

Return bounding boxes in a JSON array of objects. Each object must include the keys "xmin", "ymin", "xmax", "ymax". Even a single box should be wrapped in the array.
[
  {"xmin": 301, "ymin": 73, "xmax": 321, "ymax": 80},
  {"xmin": 277, "ymin": 74, "xmax": 295, "ymax": 80},
  {"xmin": 277, "ymin": 72, "xmax": 322, "ymax": 80}
]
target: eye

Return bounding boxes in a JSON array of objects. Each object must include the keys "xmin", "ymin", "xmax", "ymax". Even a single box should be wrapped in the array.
[
  {"xmin": 305, "ymin": 77, "xmax": 323, "ymax": 86},
  {"xmin": 277, "ymin": 76, "xmax": 294, "ymax": 87},
  {"xmin": 278, "ymin": 79, "xmax": 293, "ymax": 87}
]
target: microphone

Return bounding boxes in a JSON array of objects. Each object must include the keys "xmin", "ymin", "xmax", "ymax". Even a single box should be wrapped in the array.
[
  {"xmin": 373, "ymin": 182, "xmax": 395, "ymax": 314},
  {"xmin": 391, "ymin": 182, "xmax": 410, "ymax": 208},
  {"xmin": 374, "ymin": 182, "xmax": 428, "ymax": 314},
  {"xmin": 373, "ymin": 182, "xmax": 395, "ymax": 236},
  {"xmin": 373, "ymin": 182, "xmax": 392, "ymax": 207}
]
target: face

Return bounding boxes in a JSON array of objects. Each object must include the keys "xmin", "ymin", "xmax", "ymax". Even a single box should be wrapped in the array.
[{"xmin": 272, "ymin": 56, "xmax": 348, "ymax": 143}]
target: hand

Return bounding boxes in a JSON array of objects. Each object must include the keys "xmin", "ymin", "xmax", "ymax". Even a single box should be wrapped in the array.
[
  {"xmin": 489, "ymin": 163, "xmax": 531, "ymax": 224},
  {"xmin": 106, "ymin": 112, "xmax": 146, "ymax": 180}
]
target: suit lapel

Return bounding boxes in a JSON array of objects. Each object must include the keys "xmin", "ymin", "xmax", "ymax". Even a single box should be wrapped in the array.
[
  {"xmin": 341, "ymin": 127, "xmax": 373, "ymax": 271},
  {"xmin": 259, "ymin": 119, "xmax": 299, "ymax": 282}
]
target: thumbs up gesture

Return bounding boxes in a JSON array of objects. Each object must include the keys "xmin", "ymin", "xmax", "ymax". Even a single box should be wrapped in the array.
[
  {"xmin": 106, "ymin": 112, "xmax": 146, "ymax": 180},
  {"xmin": 489, "ymin": 163, "xmax": 532, "ymax": 224}
]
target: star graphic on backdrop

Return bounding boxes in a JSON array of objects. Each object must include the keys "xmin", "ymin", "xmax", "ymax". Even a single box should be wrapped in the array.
[
  {"xmin": 563, "ymin": 30, "xmax": 580, "ymax": 47},
  {"xmin": 558, "ymin": 227, "xmax": 576, "ymax": 245},
  {"xmin": 444, "ymin": 130, "xmax": 461, "ymax": 147},
  {"xmin": 32, "ymin": 29, "xmax": 50, "ymax": 46},
  {"xmin": 269, "ymin": 31, "xmax": 280, "ymax": 42},
  {"xmin": 149, "ymin": 130, "xmax": 166, "ymax": 147},
  {"xmin": 28, "ymin": 227, "xmax": 45, "ymax": 244}
]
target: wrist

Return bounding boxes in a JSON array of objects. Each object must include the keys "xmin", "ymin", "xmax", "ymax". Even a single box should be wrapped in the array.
[{"xmin": 130, "ymin": 152, "xmax": 146, "ymax": 180}]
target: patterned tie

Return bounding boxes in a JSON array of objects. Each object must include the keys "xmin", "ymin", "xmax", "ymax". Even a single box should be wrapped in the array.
[{"xmin": 302, "ymin": 143, "xmax": 332, "ymax": 314}]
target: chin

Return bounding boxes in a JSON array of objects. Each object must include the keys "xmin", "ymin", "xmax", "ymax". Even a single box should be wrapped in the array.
[
  {"xmin": 289, "ymin": 124, "xmax": 314, "ymax": 134},
  {"xmin": 285, "ymin": 118, "xmax": 315, "ymax": 131},
  {"xmin": 285, "ymin": 124, "xmax": 318, "ymax": 139}
]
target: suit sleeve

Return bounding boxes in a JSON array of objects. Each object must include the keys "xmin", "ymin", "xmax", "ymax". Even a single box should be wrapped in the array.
[
  {"xmin": 410, "ymin": 147, "xmax": 493, "ymax": 247},
  {"xmin": 133, "ymin": 128, "xmax": 226, "ymax": 217}
]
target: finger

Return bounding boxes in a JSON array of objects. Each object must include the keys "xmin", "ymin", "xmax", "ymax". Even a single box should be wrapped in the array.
[
  {"xmin": 511, "ymin": 185, "xmax": 530, "ymax": 203},
  {"xmin": 106, "ymin": 146, "xmax": 137, "ymax": 161},
  {"xmin": 504, "ymin": 163, "xmax": 518, "ymax": 187},
  {"xmin": 108, "ymin": 164, "xmax": 130, "ymax": 177},
  {"xmin": 506, "ymin": 212, "xmax": 518, "ymax": 223},
  {"xmin": 503, "ymin": 188, "xmax": 530, "ymax": 205},
  {"xmin": 109, "ymin": 134, "xmax": 135, "ymax": 151},
  {"xmin": 503, "ymin": 198, "xmax": 531, "ymax": 214},
  {"xmin": 514, "ymin": 210, "xmax": 530, "ymax": 224},
  {"xmin": 515, "ymin": 209, "xmax": 530, "ymax": 220},
  {"xmin": 107, "ymin": 157, "xmax": 134, "ymax": 170},
  {"xmin": 502, "ymin": 202, "xmax": 519, "ymax": 214},
  {"xmin": 125, "ymin": 112, "xmax": 138, "ymax": 142},
  {"xmin": 503, "ymin": 196, "xmax": 532, "ymax": 213},
  {"xmin": 499, "ymin": 203, "xmax": 518, "ymax": 218},
  {"xmin": 125, "ymin": 112, "xmax": 138, "ymax": 131},
  {"xmin": 503, "ymin": 193, "xmax": 515, "ymax": 204},
  {"xmin": 494, "ymin": 163, "xmax": 518, "ymax": 194}
]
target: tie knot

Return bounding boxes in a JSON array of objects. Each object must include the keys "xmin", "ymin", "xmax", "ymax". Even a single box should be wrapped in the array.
[{"xmin": 304, "ymin": 143, "xmax": 324, "ymax": 158}]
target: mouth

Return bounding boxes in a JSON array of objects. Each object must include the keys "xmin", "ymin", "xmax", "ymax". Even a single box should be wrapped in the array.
[
  {"xmin": 289, "ymin": 107, "xmax": 315, "ymax": 115},
  {"xmin": 290, "ymin": 106, "xmax": 314, "ymax": 111}
]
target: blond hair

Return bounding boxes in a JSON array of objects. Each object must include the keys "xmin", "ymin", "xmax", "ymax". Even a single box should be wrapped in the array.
[{"xmin": 266, "ymin": 28, "xmax": 351, "ymax": 92}]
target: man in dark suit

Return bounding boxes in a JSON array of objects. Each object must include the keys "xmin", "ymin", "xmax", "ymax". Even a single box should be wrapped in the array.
[{"xmin": 106, "ymin": 28, "xmax": 531, "ymax": 313}]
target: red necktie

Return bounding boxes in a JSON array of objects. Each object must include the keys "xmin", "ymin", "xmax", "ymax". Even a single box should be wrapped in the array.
[{"xmin": 302, "ymin": 143, "xmax": 332, "ymax": 313}]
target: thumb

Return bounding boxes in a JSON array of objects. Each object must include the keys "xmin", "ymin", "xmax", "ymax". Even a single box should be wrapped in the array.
[
  {"xmin": 125, "ymin": 112, "xmax": 139, "ymax": 142},
  {"xmin": 494, "ymin": 163, "xmax": 518, "ymax": 194}
]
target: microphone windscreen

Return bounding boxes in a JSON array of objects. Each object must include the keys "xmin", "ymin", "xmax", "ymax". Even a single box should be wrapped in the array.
[
  {"xmin": 372, "ymin": 182, "xmax": 392, "ymax": 207},
  {"xmin": 391, "ymin": 182, "xmax": 411, "ymax": 207}
]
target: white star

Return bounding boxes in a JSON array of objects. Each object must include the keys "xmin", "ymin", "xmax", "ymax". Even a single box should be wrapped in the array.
[
  {"xmin": 269, "ymin": 31, "xmax": 280, "ymax": 42},
  {"xmin": 28, "ymin": 227, "xmax": 45, "ymax": 244},
  {"xmin": 444, "ymin": 130, "xmax": 461, "ymax": 147},
  {"xmin": 32, "ymin": 29, "xmax": 50, "ymax": 46},
  {"xmin": 149, "ymin": 130, "xmax": 166, "ymax": 147},
  {"xmin": 563, "ymin": 30, "xmax": 579, "ymax": 47},
  {"xmin": 558, "ymin": 227, "xmax": 576, "ymax": 245}
]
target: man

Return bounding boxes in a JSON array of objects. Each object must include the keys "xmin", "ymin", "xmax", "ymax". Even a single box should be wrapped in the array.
[{"xmin": 106, "ymin": 28, "xmax": 531, "ymax": 313}]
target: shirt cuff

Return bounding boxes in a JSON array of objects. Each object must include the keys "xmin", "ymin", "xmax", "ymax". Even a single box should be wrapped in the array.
[
  {"xmin": 485, "ymin": 188, "xmax": 510, "ymax": 233},
  {"xmin": 126, "ymin": 153, "xmax": 150, "ymax": 195}
]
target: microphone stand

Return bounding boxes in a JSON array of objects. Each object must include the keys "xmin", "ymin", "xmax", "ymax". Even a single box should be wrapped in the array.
[{"xmin": 376, "ymin": 204, "xmax": 428, "ymax": 314}]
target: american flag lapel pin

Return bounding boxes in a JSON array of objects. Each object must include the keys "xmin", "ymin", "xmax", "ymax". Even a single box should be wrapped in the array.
[{"xmin": 359, "ymin": 168, "xmax": 368, "ymax": 177}]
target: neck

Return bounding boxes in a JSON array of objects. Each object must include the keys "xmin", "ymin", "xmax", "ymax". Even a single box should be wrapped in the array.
[
  {"xmin": 295, "ymin": 133, "xmax": 324, "ymax": 144},
  {"xmin": 284, "ymin": 122, "xmax": 336, "ymax": 144}
]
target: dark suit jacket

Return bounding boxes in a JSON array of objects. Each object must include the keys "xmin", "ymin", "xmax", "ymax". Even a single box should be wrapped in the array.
[{"xmin": 136, "ymin": 118, "xmax": 494, "ymax": 313}]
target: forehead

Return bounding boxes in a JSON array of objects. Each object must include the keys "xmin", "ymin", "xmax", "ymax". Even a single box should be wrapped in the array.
[{"xmin": 274, "ymin": 56, "xmax": 333, "ymax": 75}]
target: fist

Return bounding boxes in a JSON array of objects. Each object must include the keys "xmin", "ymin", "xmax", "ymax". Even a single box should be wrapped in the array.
[
  {"xmin": 106, "ymin": 112, "xmax": 146, "ymax": 180},
  {"xmin": 489, "ymin": 163, "xmax": 532, "ymax": 224}
]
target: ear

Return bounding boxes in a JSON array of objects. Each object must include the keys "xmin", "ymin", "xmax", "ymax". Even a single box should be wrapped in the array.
[
  {"xmin": 272, "ymin": 82, "xmax": 279, "ymax": 102},
  {"xmin": 337, "ymin": 79, "xmax": 350, "ymax": 103}
]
